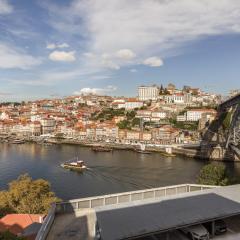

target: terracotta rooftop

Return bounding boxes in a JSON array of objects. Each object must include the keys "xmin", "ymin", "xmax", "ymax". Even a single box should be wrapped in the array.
[{"xmin": 0, "ymin": 214, "xmax": 44, "ymax": 236}]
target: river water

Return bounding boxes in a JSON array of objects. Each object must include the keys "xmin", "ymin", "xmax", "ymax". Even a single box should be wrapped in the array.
[{"xmin": 0, "ymin": 143, "xmax": 240, "ymax": 200}]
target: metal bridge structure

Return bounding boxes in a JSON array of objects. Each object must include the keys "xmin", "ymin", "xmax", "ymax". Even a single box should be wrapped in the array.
[
  {"xmin": 207, "ymin": 93, "xmax": 240, "ymax": 159},
  {"xmin": 219, "ymin": 94, "xmax": 240, "ymax": 148}
]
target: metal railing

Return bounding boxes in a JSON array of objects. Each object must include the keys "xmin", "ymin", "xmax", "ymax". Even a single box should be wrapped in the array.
[
  {"xmin": 35, "ymin": 184, "xmax": 217, "ymax": 240},
  {"xmin": 56, "ymin": 184, "xmax": 217, "ymax": 213},
  {"xmin": 35, "ymin": 204, "xmax": 56, "ymax": 240}
]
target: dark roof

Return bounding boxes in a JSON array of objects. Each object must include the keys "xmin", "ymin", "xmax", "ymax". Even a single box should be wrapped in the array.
[
  {"xmin": 23, "ymin": 222, "xmax": 42, "ymax": 236},
  {"xmin": 96, "ymin": 193, "xmax": 240, "ymax": 240}
]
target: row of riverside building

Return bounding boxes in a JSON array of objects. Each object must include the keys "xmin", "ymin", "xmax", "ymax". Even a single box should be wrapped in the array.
[{"xmin": 0, "ymin": 84, "xmax": 219, "ymax": 145}]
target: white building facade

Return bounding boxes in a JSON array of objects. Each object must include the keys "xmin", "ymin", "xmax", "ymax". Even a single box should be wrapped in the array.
[{"xmin": 138, "ymin": 86, "xmax": 159, "ymax": 101}]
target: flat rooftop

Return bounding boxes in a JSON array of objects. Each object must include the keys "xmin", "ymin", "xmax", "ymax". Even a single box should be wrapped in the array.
[
  {"xmin": 96, "ymin": 185, "xmax": 240, "ymax": 240},
  {"xmin": 46, "ymin": 208, "xmax": 96, "ymax": 240},
  {"xmin": 44, "ymin": 184, "xmax": 240, "ymax": 240}
]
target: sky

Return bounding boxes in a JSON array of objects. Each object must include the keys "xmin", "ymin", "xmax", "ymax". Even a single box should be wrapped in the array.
[{"xmin": 1, "ymin": 0, "xmax": 240, "ymax": 101}]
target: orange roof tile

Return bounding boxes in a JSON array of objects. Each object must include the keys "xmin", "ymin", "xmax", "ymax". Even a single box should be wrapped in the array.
[{"xmin": 0, "ymin": 214, "xmax": 44, "ymax": 236}]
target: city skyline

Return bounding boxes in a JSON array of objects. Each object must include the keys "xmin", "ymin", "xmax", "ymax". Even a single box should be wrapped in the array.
[{"xmin": 1, "ymin": 0, "xmax": 240, "ymax": 101}]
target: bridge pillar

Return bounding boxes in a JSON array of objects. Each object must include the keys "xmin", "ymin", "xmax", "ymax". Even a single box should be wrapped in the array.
[{"xmin": 210, "ymin": 145, "xmax": 225, "ymax": 160}]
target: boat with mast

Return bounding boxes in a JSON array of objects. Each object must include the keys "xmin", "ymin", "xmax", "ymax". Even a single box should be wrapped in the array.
[{"xmin": 61, "ymin": 157, "xmax": 87, "ymax": 172}]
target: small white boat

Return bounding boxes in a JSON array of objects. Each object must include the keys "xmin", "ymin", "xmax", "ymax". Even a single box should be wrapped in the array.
[
  {"xmin": 61, "ymin": 157, "xmax": 87, "ymax": 172},
  {"xmin": 12, "ymin": 139, "xmax": 25, "ymax": 144}
]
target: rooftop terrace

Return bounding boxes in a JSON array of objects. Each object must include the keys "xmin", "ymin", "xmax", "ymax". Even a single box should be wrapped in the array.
[{"xmin": 36, "ymin": 184, "xmax": 218, "ymax": 240}]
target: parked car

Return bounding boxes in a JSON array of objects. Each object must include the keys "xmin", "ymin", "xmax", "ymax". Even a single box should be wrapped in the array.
[
  {"xmin": 181, "ymin": 224, "xmax": 210, "ymax": 240},
  {"xmin": 203, "ymin": 220, "xmax": 227, "ymax": 235}
]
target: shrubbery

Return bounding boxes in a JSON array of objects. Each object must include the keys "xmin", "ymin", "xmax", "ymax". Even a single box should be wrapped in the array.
[{"xmin": 0, "ymin": 174, "xmax": 60, "ymax": 218}]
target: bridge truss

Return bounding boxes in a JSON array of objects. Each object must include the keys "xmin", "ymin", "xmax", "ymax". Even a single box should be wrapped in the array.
[
  {"xmin": 226, "ymin": 103, "xmax": 240, "ymax": 157},
  {"xmin": 226, "ymin": 103, "xmax": 240, "ymax": 149}
]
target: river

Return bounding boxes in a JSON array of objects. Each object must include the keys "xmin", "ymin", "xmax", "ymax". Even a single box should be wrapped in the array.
[{"xmin": 0, "ymin": 143, "xmax": 240, "ymax": 200}]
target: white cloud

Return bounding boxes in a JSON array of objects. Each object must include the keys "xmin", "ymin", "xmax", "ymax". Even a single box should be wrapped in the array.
[
  {"xmin": 143, "ymin": 57, "xmax": 163, "ymax": 67},
  {"xmin": 101, "ymin": 59, "xmax": 120, "ymax": 70},
  {"xmin": 83, "ymin": 52, "xmax": 96, "ymax": 58},
  {"xmin": 8, "ymin": 67, "xmax": 108, "ymax": 86},
  {"xmin": 46, "ymin": 43, "xmax": 56, "ymax": 49},
  {"xmin": 101, "ymin": 53, "xmax": 110, "ymax": 60},
  {"xmin": 116, "ymin": 49, "xmax": 136, "ymax": 60},
  {"xmin": 0, "ymin": 0, "xmax": 13, "ymax": 14},
  {"xmin": 0, "ymin": 43, "xmax": 42, "ymax": 69},
  {"xmin": 130, "ymin": 68, "xmax": 137, "ymax": 73},
  {"xmin": 46, "ymin": 43, "xmax": 69, "ymax": 49},
  {"xmin": 49, "ymin": 50, "xmax": 76, "ymax": 62},
  {"xmin": 73, "ymin": 85, "xmax": 117, "ymax": 95},
  {"xmin": 43, "ymin": 0, "xmax": 240, "ymax": 70},
  {"xmin": 58, "ymin": 43, "xmax": 69, "ymax": 48}
]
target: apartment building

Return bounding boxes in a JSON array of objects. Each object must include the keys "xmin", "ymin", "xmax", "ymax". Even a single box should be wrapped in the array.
[
  {"xmin": 152, "ymin": 125, "xmax": 179, "ymax": 144},
  {"xmin": 138, "ymin": 85, "xmax": 159, "ymax": 101},
  {"xmin": 40, "ymin": 118, "xmax": 56, "ymax": 135},
  {"xmin": 186, "ymin": 109, "xmax": 216, "ymax": 122},
  {"xmin": 30, "ymin": 121, "xmax": 41, "ymax": 136},
  {"xmin": 125, "ymin": 99, "xmax": 143, "ymax": 110},
  {"xmin": 177, "ymin": 109, "xmax": 216, "ymax": 122},
  {"xmin": 136, "ymin": 110, "xmax": 167, "ymax": 122},
  {"xmin": 164, "ymin": 94, "xmax": 184, "ymax": 104},
  {"xmin": 126, "ymin": 131, "xmax": 140, "ymax": 141},
  {"xmin": 112, "ymin": 98, "xmax": 143, "ymax": 110}
]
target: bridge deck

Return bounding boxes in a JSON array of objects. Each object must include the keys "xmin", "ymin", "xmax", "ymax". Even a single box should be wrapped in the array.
[{"xmin": 219, "ymin": 93, "xmax": 240, "ymax": 110}]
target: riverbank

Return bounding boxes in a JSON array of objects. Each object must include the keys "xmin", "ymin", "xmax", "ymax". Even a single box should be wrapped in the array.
[
  {"xmin": 46, "ymin": 139, "xmax": 232, "ymax": 160},
  {"xmin": 1, "ymin": 135, "xmax": 183, "ymax": 157},
  {"xmin": 1, "ymin": 135, "xmax": 238, "ymax": 161},
  {"xmin": 46, "ymin": 138, "xmax": 240, "ymax": 161},
  {"xmin": 48, "ymin": 139, "xmax": 180, "ymax": 157}
]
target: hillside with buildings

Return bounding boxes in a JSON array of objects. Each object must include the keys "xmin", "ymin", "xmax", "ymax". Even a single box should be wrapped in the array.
[{"xmin": 0, "ymin": 84, "xmax": 220, "ymax": 146}]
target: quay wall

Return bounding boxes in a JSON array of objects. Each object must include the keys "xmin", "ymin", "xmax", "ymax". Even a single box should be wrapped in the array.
[{"xmin": 1, "ymin": 135, "xmax": 239, "ymax": 161}]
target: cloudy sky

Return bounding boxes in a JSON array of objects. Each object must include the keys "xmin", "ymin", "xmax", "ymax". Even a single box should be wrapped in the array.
[{"xmin": 1, "ymin": 0, "xmax": 240, "ymax": 101}]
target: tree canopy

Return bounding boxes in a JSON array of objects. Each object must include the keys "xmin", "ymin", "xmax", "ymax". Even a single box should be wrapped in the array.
[
  {"xmin": 0, "ymin": 174, "xmax": 60, "ymax": 218},
  {"xmin": 117, "ymin": 120, "xmax": 131, "ymax": 129},
  {"xmin": 197, "ymin": 163, "xmax": 230, "ymax": 186}
]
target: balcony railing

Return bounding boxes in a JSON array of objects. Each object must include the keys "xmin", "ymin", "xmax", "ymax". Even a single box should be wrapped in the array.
[
  {"xmin": 56, "ymin": 183, "xmax": 217, "ymax": 213},
  {"xmin": 36, "ymin": 183, "xmax": 217, "ymax": 240}
]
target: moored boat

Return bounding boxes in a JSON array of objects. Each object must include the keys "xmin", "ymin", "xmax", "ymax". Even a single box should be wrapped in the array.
[
  {"xmin": 160, "ymin": 152, "xmax": 176, "ymax": 157},
  {"xmin": 61, "ymin": 157, "xmax": 87, "ymax": 172},
  {"xmin": 11, "ymin": 139, "xmax": 25, "ymax": 144},
  {"xmin": 92, "ymin": 146, "xmax": 113, "ymax": 152}
]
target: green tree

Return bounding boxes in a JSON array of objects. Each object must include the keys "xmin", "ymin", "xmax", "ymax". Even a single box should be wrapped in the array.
[
  {"xmin": 0, "ymin": 192, "xmax": 12, "ymax": 218},
  {"xmin": 164, "ymin": 88, "xmax": 170, "ymax": 95},
  {"xmin": 197, "ymin": 163, "xmax": 230, "ymax": 186},
  {"xmin": 160, "ymin": 84, "xmax": 164, "ymax": 95},
  {"xmin": 132, "ymin": 118, "xmax": 140, "ymax": 127},
  {"xmin": 117, "ymin": 120, "xmax": 130, "ymax": 129},
  {"xmin": 0, "ymin": 174, "xmax": 60, "ymax": 217},
  {"xmin": 126, "ymin": 110, "xmax": 136, "ymax": 120}
]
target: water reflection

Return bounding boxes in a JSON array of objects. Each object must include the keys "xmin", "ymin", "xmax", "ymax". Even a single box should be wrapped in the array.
[{"xmin": 0, "ymin": 143, "xmax": 240, "ymax": 200}]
